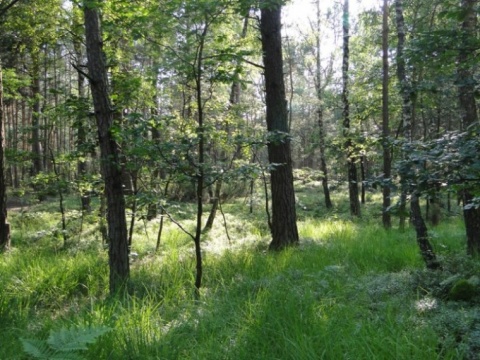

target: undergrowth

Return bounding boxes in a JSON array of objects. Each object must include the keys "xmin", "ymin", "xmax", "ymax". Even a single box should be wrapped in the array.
[{"xmin": 0, "ymin": 185, "xmax": 478, "ymax": 359}]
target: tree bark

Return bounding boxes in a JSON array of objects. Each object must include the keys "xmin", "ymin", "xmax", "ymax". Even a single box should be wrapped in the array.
[
  {"xmin": 382, "ymin": 0, "xmax": 391, "ymax": 228},
  {"xmin": 411, "ymin": 192, "xmax": 441, "ymax": 269},
  {"xmin": 84, "ymin": 0, "xmax": 130, "ymax": 294},
  {"xmin": 342, "ymin": 0, "xmax": 361, "ymax": 217},
  {"xmin": 260, "ymin": 2, "xmax": 299, "ymax": 250},
  {"xmin": 314, "ymin": 0, "xmax": 332, "ymax": 209},
  {"xmin": 457, "ymin": 0, "xmax": 480, "ymax": 256},
  {"xmin": 395, "ymin": 0, "xmax": 439, "ymax": 268},
  {"xmin": 0, "ymin": 63, "xmax": 10, "ymax": 252},
  {"xmin": 73, "ymin": 14, "xmax": 91, "ymax": 212}
]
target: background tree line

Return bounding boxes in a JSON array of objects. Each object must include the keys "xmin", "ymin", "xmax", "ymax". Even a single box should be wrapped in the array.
[{"xmin": 0, "ymin": 0, "xmax": 479, "ymax": 294}]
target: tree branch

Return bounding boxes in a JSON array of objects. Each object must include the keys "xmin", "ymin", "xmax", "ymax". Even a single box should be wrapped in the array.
[{"xmin": 0, "ymin": 0, "xmax": 21, "ymax": 18}]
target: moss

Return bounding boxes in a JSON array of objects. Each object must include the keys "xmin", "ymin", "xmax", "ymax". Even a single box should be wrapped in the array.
[{"xmin": 448, "ymin": 279, "xmax": 478, "ymax": 301}]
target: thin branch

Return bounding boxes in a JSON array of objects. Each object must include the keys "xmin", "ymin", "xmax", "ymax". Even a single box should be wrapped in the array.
[
  {"xmin": 0, "ymin": 0, "xmax": 21, "ymax": 18},
  {"xmin": 71, "ymin": 62, "xmax": 94, "ymax": 83},
  {"xmin": 160, "ymin": 205, "xmax": 195, "ymax": 241}
]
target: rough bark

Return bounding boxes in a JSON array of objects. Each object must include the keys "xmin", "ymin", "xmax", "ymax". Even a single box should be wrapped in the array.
[
  {"xmin": 0, "ymin": 63, "xmax": 10, "ymax": 252},
  {"xmin": 84, "ymin": 1, "xmax": 130, "ymax": 294},
  {"xmin": 457, "ymin": 0, "xmax": 480, "ymax": 256},
  {"xmin": 73, "ymin": 21, "xmax": 91, "ymax": 212},
  {"xmin": 395, "ymin": 0, "xmax": 439, "ymax": 268},
  {"xmin": 395, "ymin": 0, "xmax": 411, "ymax": 231},
  {"xmin": 411, "ymin": 192, "xmax": 441, "ymax": 269},
  {"xmin": 31, "ymin": 55, "xmax": 43, "ymax": 176},
  {"xmin": 382, "ymin": 0, "xmax": 391, "ymax": 228},
  {"xmin": 342, "ymin": 0, "xmax": 361, "ymax": 217},
  {"xmin": 260, "ymin": 2, "xmax": 299, "ymax": 250},
  {"xmin": 314, "ymin": 0, "xmax": 332, "ymax": 209}
]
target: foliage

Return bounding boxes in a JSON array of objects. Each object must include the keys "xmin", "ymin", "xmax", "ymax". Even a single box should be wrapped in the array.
[{"xmin": 21, "ymin": 326, "xmax": 111, "ymax": 360}]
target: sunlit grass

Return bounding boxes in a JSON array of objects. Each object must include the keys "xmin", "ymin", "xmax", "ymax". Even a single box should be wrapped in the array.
[{"xmin": 0, "ymin": 185, "xmax": 476, "ymax": 359}]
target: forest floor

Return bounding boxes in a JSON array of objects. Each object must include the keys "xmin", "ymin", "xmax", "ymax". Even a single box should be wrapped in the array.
[{"xmin": 1, "ymin": 175, "xmax": 480, "ymax": 359}]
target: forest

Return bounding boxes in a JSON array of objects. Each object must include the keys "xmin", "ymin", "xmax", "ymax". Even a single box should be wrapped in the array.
[{"xmin": 1, "ymin": 0, "xmax": 480, "ymax": 358}]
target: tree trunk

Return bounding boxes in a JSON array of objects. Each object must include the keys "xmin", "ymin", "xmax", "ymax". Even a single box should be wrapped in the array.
[
  {"xmin": 260, "ymin": 2, "xmax": 299, "ymax": 250},
  {"xmin": 0, "ymin": 63, "xmax": 10, "ymax": 252},
  {"xmin": 73, "ymin": 18, "xmax": 91, "ymax": 212},
  {"xmin": 395, "ymin": 0, "xmax": 411, "ymax": 231},
  {"xmin": 84, "ymin": 1, "xmax": 130, "ymax": 294},
  {"xmin": 31, "ymin": 55, "xmax": 43, "ymax": 176},
  {"xmin": 314, "ymin": 0, "xmax": 332, "ymax": 209},
  {"xmin": 395, "ymin": 0, "xmax": 439, "ymax": 267},
  {"xmin": 457, "ymin": 0, "xmax": 480, "ymax": 256},
  {"xmin": 411, "ymin": 193, "xmax": 440, "ymax": 269},
  {"xmin": 382, "ymin": 0, "xmax": 391, "ymax": 228},
  {"xmin": 342, "ymin": 0, "xmax": 361, "ymax": 217}
]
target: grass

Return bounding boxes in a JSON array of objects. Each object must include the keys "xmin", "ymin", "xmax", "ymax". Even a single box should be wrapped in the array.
[{"xmin": 1, "ymin": 182, "xmax": 479, "ymax": 359}]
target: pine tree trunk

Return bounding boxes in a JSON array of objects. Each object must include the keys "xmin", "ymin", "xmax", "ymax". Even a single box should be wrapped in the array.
[
  {"xmin": 342, "ymin": 0, "xmax": 361, "ymax": 217},
  {"xmin": 315, "ymin": 0, "xmax": 332, "ymax": 209},
  {"xmin": 382, "ymin": 0, "xmax": 391, "ymax": 228},
  {"xmin": 31, "ymin": 56, "xmax": 43, "ymax": 177},
  {"xmin": 411, "ymin": 193, "xmax": 440, "ymax": 269},
  {"xmin": 0, "ymin": 63, "xmax": 10, "ymax": 252},
  {"xmin": 260, "ymin": 2, "xmax": 299, "ymax": 250},
  {"xmin": 457, "ymin": 0, "xmax": 480, "ymax": 256},
  {"xmin": 395, "ymin": 0, "xmax": 439, "ymax": 267},
  {"xmin": 73, "ymin": 23, "xmax": 91, "ymax": 212},
  {"xmin": 84, "ymin": 1, "xmax": 130, "ymax": 294}
]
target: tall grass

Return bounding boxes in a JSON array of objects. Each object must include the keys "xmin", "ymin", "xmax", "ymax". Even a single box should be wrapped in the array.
[{"xmin": 0, "ymin": 188, "xmax": 477, "ymax": 359}]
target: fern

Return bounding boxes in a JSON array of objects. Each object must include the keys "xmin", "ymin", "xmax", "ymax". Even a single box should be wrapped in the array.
[{"xmin": 21, "ymin": 325, "xmax": 111, "ymax": 360}]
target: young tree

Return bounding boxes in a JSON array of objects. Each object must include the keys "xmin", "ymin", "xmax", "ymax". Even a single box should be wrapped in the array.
[
  {"xmin": 395, "ymin": 0, "xmax": 439, "ymax": 269},
  {"xmin": 381, "ymin": 0, "xmax": 391, "ymax": 228},
  {"xmin": 260, "ymin": 0, "xmax": 299, "ymax": 249},
  {"xmin": 314, "ymin": 0, "xmax": 333, "ymax": 209},
  {"xmin": 457, "ymin": 0, "xmax": 480, "ymax": 256},
  {"xmin": 83, "ymin": 0, "xmax": 129, "ymax": 294},
  {"xmin": 342, "ymin": 0, "xmax": 361, "ymax": 217},
  {"xmin": 0, "ymin": 0, "xmax": 21, "ymax": 252}
]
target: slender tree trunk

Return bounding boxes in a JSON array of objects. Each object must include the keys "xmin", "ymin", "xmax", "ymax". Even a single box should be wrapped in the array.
[
  {"xmin": 204, "ymin": 16, "xmax": 249, "ymax": 232},
  {"xmin": 457, "ymin": 0, "xmax": 480, "ymax": 256},
  {"xmin": 382, "ymin": 0, "xmax": 391, "ymax": 228},
  {"xmin": 73, "ymin": 22, "xmax": 91, "ymax": 212},
  {"xmin": 84, "ymin": 1, "xmax": 130, "ymax": 294},
  {"xmin": 260, "ymin": 2, "xmax": 299, "ymax": 250},
  {"xmin": 395, "ymin": 0, "xmax": 410, "ymax": 231},
  {"xmin": 411, "ymin": 192, "xmax": 441, "ymax": 269},
  {"xmin": 342, "ymin": 0, "xmax": 361, "ymax": 217},
  {"xmin": 395, "ymin": 0, "xmax": 439, "ymax": 268},
  {"xmin": 314, "ymin": 0, "xmax": 333, "ymax": 209},
  {"xmin": 31, "ymin": 55, "xmax": 43, "ymax": 176},
  {"xmin": 0, "ymin": 63, "xmax": 10, "ymax": 252}
]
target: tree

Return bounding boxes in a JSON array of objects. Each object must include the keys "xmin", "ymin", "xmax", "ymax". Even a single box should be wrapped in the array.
[
  {"xmin": 83, "ymin": 0, "xmax": 129, "ymax": 294},
  {"xmin": 260, "ymin": 0, "xmax": 299, "ymax": 250},
  {"xmin": 314, "ymin": 0, "xmax": 333, "ymax": 209},
  {"xmin": 381, "ymin": 0, "xmax": 391, "ymax": 228},
  {"xmin": 395, "ymin": 0, "xmax": 440, "ymax": 269},
  {"xmin": 0, "ymin": 0, "xmax": 20, "ymax": 252},
  {"xmin": 457, "ymin": 0, "xmax": 480, "ymax": 256},
  {"xmin": 342, "ymin": 0, "xmax": 361, "ymax": 217}
]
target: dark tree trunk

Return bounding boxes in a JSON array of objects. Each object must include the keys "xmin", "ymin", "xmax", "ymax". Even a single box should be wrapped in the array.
[
  {"xmin": 382, "ymin": 0, "xmax": 391, "ymax": 228},
  {"xmin": 457, "ymin": 0, "xmax": 480, "ymax": 256},
  {"xmin": 342, "ymin": 0, "xmax": 361, "ymax": 217},
  {"xmin": 260, "ymin": 2, "xmax": 299, "ymax": 250},
  {"xmin": 84, "ymin": 1, "xmax": 130, "ymax": 294},
  {"xmin": 0, "ymin": 63, "xmax": 10, "ymax": 252},
  {"xmin": 411, "ymin": 193, "xmax": 440, "ymax": 269},
  {"xmin": 314, "ymin": 0, "xmax": 332, "ymax": 209},
  {"xmin": 73, "ymin": 23, "xmax": 91, "ymax": 212},
  {"xmin": 395, "ymin": 0, "xmax": 439, "ymax": 267},
  {"xmin": 395, "ymin": 0, "xmax": 410, "ymax": 231},
  {"xmin": 31, "ymin": 56, "xmax": 43, "ymax": 176}
]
